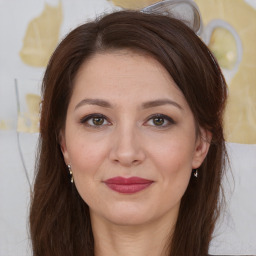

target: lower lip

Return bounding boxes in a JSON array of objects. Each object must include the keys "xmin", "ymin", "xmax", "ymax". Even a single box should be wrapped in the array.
[{"xmin": 105, "ymin": 183, "xmax": 153, "ymax": 194}]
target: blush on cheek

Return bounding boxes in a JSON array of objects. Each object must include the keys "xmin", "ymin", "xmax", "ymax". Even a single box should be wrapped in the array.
[
  {"xmin": 70, "ymin": 140, "xmax": 98, "ymax": 159},
  {"xmin": 70, "ymin": 145, "xmax": 105, "ymax": 174}
]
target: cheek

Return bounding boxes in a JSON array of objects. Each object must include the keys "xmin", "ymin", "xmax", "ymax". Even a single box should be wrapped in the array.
[
  {"xmin": 152, "ymin": 137, "xmax": 195, "ymax": 171},
  {"xmin": 67, "ymin": 138, "xmax": 107, "ymax": 206},
  {"xmin": 65, "ymin": 130, "xmax": 108, "ymax": 180},
  {"xmin": 155, "ymin": 146, "xmax": 192, "ymax": 210},
  {"xmin": 69, "ymin": 142, "xmax": 105, "ymax": 171},
  {"xmin": 150, "ymin": 136, "xmax": 194, "ymax": 191}
]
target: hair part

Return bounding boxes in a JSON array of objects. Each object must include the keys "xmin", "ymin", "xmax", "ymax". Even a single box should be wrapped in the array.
[{"xmin": 30, "ymin": 10, "xmax": 228, "ymax": 256}]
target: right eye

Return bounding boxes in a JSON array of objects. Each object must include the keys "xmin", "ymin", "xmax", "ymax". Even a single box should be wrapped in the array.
[{"xmin": 80, "ymin": 114, "xmax": 110, "ymax": 128}]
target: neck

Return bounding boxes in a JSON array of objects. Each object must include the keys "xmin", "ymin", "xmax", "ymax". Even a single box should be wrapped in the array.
[{"xmin": 91, "ymin": 213, "xmax": 176, "ymax": 256}]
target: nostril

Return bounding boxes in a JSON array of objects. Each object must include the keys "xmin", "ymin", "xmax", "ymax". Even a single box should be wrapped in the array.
[
  {"xmin": 132, "ymin": 159, "xmax": 141, "ymax": 165},
  {"xmin": 110, "ymin": 151, "xmax": 145, "ymax": 167}
]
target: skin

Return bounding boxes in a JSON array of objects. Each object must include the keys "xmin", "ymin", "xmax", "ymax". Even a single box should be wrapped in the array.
[{"xmin": 60, "ymin": 50, "xmax": 211, "ymax": 256}]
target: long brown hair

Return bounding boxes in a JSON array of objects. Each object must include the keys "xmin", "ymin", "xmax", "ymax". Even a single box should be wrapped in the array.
[{"xmin": 30, "ymin": 11, "xmax": 228, "ymax": 256}]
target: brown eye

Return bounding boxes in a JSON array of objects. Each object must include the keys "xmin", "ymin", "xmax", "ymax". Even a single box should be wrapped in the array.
[
  {"xmin": 92, "ymin": 117, "xmax": 104, "ymax": 126},
  {"xmin": 145, "ymin": 114, "xmax": 175, "ymax": 128},
  {"xmin": 80, "ymin": 114, "xmax": 110, "ymax": 127},
  {"xmin": 153, "ymin": 117, "xmax": 165, "ymax": 126}
]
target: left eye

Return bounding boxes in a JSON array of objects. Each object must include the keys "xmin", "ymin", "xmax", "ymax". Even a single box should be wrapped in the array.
[
  {"xmin": 90, "ymin": 117, "xmax": 106, "ymax": 126},
  {"xmin": 80, "ymin": 114, "xmax": 110, "ymax": 127},
  {"xmin": 146, "ymin": 114, "xmax": 175, "ymax": 127}
]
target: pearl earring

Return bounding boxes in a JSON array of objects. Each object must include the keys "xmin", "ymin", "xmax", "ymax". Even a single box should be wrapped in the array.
[
  {"xmin": 193, "ymin": 169, "xmax": 198, "ymax": 178},
  {"xmin": 67, "ymin": 165, "xmax": 74, "ymax": 183}
]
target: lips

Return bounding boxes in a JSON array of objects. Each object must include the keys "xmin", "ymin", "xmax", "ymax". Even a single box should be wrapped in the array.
[{"xmin": 104, "ymin": 176, "xmax": 153, "ymax": 194}]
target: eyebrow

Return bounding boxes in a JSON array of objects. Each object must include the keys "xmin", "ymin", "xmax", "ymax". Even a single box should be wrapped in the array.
[
  {"xmin": 75, "ymin": 99, "xmax": 112, "ymax": 110},
  {"xmin": 75, "ymin": 98, "xmax": 183, "ymax": 110},
  {"xmin": 141, "ymin": 99, "xmax": 183, "ymax": 110}
]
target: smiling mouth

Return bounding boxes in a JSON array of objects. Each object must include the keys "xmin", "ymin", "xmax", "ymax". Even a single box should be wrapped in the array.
[{"xmin": 103, "ymin": 176, "xmax": 154, "ymax": 194}]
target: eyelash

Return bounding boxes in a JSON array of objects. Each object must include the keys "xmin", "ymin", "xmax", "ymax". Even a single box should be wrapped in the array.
[
  {"xmin": 80, "ymin": 113, "xmax": 110, "ymax": 128},
  {"xmin": 80, "ymin": 113, "xmax": 175, "ymax": 128},
  {"xmin": 145, "ymin": 114, "xmax": 176, "ymax": 128}
]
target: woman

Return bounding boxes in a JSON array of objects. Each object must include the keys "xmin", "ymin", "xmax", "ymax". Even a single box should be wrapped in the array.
[{"xmin": 30, "ymin": 10, "xmax": 228, "ymax": 256}]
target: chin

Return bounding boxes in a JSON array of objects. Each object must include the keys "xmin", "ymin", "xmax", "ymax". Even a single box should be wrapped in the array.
[
  {"xmin": 102, "ymin": 203, "xmax": 154, "ymax": 226},
  {"xmin": 108, "ymin": 213, "xmax": 151, "ymax": 226}
]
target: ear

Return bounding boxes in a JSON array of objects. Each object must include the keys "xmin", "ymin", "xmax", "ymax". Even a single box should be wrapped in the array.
[
  {"xmin": 59, "ymin": 130, "xmax": 71, "ymax": 165},
  {"xmin": 192, "ymin": 128, "xmax": 212, "ymax": 169}
]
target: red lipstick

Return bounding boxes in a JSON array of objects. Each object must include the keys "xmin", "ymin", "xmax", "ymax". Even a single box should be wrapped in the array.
[{"xmin": 104, "ymin": 176, "xmax": 153, "ymax": 194}]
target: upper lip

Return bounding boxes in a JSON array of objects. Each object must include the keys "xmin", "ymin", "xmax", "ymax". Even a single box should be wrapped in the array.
[{"xmin": 104, "ymin": 176, "xmax": 153, "ymax": 185}]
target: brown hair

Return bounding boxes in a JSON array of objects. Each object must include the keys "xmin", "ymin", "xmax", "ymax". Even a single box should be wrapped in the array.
[{"xmin": 30, "ymin": 11, "xmax": 227, "ymax": 256}]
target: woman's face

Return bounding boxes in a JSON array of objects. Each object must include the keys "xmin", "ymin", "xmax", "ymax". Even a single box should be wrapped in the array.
[{"xmin": 61, "ymin": 50, "xmax": 210, "ymax": 226}]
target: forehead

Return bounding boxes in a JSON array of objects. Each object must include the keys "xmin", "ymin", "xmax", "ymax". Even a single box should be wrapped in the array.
[{"xmin": 70, "ymin": 50, "xmax": 186, "ymax": 107}]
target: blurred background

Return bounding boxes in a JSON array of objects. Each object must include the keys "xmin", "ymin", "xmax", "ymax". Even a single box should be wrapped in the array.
[{"xmin": 0, "ymin": 0, "xmax": 255, "ymax": 255}]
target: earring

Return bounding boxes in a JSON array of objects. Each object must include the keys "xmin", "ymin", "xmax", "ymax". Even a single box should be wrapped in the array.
[
  {"xmin": 67, "ymin": 165, "xmax": 74, "ymax": 183},
  {"xmin": 193, "ymin": 169, "xmax": 198, "ymax": 178}
]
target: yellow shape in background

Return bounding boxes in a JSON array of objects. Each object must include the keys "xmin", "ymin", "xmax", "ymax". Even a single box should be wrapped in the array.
[
  {"xmin": 19, "ymin": 1, "xmax": 63, "ymax": 67},
  {"xmin": 109, "ymin": 0, "xmax": 160, "ymax": 9},
  {"xmin": 209, "ymin": 27, "xmax": 238, "ymax": 70},
  {"xmin": 195, "ymin": 0, "xmax": 256, "ymax": 144},
  {"xmin": 17, "ymin": 94, "xmax": 41, "ymax": 133},
  {"xmin": 0, "ymin": 120, "xmax": 8, "ymax": 130}
]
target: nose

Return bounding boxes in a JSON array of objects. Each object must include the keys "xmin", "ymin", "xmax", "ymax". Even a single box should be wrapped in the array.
[{"xmin": 109, "ymin": 125, "xmax": 146, "ymax": 167}]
